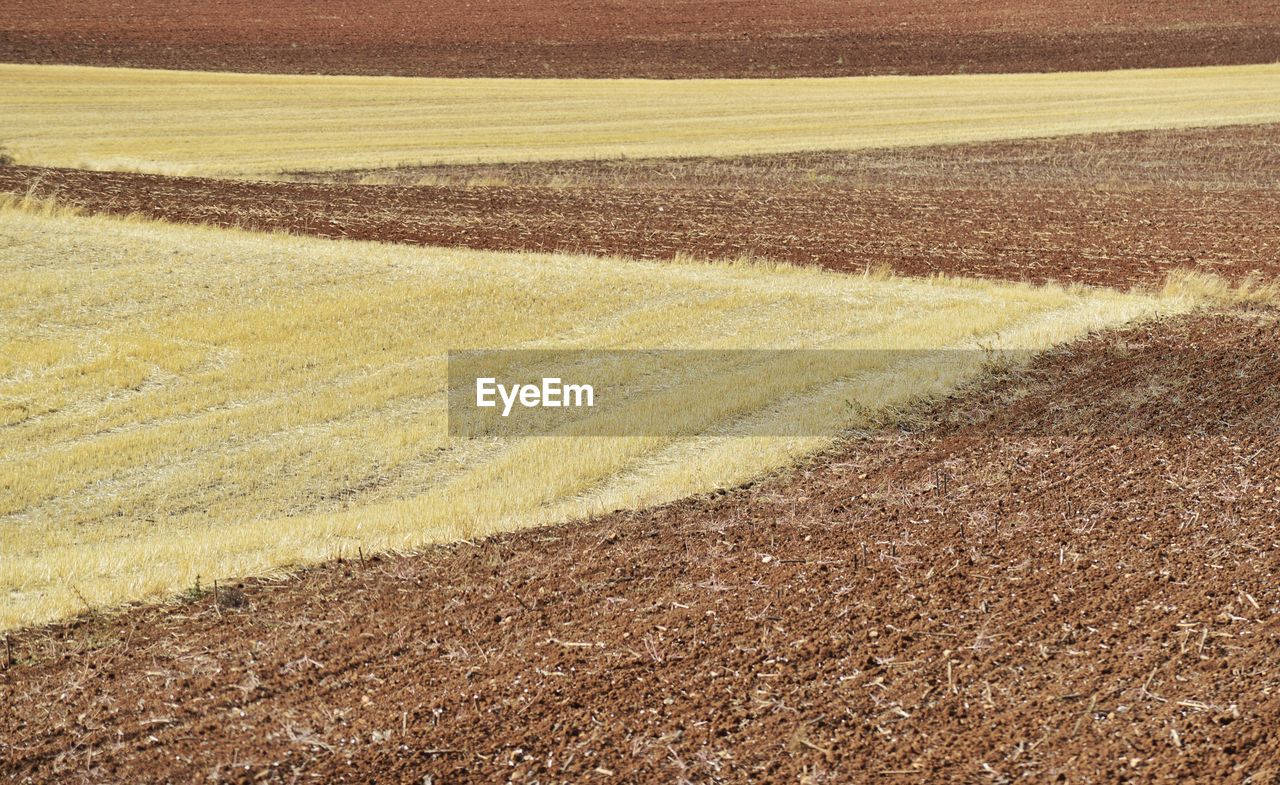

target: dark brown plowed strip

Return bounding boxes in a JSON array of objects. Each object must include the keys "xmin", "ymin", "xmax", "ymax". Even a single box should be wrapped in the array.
[
  {"xmin": 3, "ymin": 0, "xmax": 1279, "ymax": 77},
  {"xmin": 3, "ymin": 310, "xmax": 1279, "ymax": 783},
  {"xmin": 5, "ymin": 124, "xmax": 1280, "ymax": 289}
]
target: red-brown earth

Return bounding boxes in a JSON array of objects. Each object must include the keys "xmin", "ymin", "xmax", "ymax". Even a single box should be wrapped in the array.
[
  {"xmin": 4, "ymin": 23, "xmax": 1280, "ymax": 776},
  {"xmin": 4, "ymin": 124, "xmax": 1278, "ymax": 288},
  {"xmin": 2, "ymin": 0, "xmax": 1279, "ymax": 77},
  {"xmin": 3, "ymin": 309, "xmax": 1279, "ymax": 783}
]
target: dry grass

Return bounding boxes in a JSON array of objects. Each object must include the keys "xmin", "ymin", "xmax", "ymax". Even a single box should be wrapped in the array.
[
  {"xmin": 0, "ymin": 207, "xmax": 1211, "ymax": 630},
  {"xmin": 0, "ymin": 190, "xmax": 81, "ymax": 217},
  {"xmin": 1, "ymin": 63, "xmax": 1277, "ymax": 176},
  {"xmin": 1161, "ymin": 269, "xmax": 1280, "ymax": 305}
]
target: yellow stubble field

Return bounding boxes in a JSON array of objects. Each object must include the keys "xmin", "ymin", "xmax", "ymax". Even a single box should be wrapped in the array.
[
  {"xmin": 0, "ymin": 204, "xmax": 1207, "ymax": 629},
  {"xmin": 1, "ymin": 63, "xmax": 1277, "ymax": 176}
]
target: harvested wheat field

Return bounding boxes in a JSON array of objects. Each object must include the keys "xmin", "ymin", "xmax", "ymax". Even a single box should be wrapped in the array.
[
  {"xmin": 2, "ymin": 63, "xmax": 1279, "ymax": 176},
  {"xmin": 6, "ymin": 123, "xmax": 1280, "ymax": 288},
  {"xmin": 3, "ymin": 309, "xmax": 1279, "ymax": 782},
  {"xmin": 1, "ymin": 205, "xmax": 1193, "ymax": 632},
  {"xmin": 6, "ymin": 2, "xmax": 1280, "ymax": 781},
  {"xmin": 3, "ymin": 0, "xmax": 1279, "ymax": 78}
]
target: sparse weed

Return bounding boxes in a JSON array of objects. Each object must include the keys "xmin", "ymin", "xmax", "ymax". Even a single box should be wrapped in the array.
[
  {"xmin": 1162, "ymin": 269, "xmax": 1280, "ymax": 306},
  {"xmin": 0, "ymin": 190, "xmax": 82, "ymax": 217}
]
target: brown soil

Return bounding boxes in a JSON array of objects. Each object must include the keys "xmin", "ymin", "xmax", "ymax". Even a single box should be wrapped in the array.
[
  {"xmin": 5, "ymin": 124, "xmax": 1279, "ymax": 288},
  {"xmin": 3, "ymin": 0, "xmax": 1279, "ymax": 77},
  {"xmin": 3, "ymin": 309, "xmax": 1279, "ymax": 783}
]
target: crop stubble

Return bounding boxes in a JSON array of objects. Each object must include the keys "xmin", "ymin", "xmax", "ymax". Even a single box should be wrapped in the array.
[
  {"xmin": 3, "ymin": 7, "xmax": 1279, "ymax": 777},
  {"xmin": 4, "ymin": 206, "xmax": 1178, "ymax": 632},
  {"xmin": 5, "ymin": 124, "xmax": 1279, "ymax": 288},
  {"xmin": 2, "ymin": 309, "xmax": 1277, "ymax": 782},
  {"xmin": 7, "ymin": 63, "xmax": 1277, "ymax": 178}
]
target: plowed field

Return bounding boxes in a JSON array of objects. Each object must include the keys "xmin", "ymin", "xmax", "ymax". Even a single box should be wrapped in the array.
[
  {"xmin": 6, "ymin": 123, "xmax": 1278, "ymax": 288},
  {"xmin": 3, "ymin": 0, "xmax": 1279, "ymax": 77},
  {"xmin": 5, "ymin": 7, "xmax": 1280, "ymax": 779},
  {"xmin": 4, "ymin": 309, "xmax": 1278, "ymax": 783},
  {"xmin": 8, "ymin": 206, "xmax": 1179, "ymax": 632}
]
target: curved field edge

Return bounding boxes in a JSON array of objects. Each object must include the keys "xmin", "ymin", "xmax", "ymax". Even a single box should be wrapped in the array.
[
  {"xmin": 4, "ymin": 122, "xmax": 1279, "ymax": 290},
  {"xmin": 0, "ymin": 207, "xmax": 1211, "ymax": 631},
  {"xmin": 2, "ymin": 63, "xmax": 1279, "ymax": 176},
  {"xmin": 3, "ymin": 308, "xmax": 1278, "ymax": 783}
]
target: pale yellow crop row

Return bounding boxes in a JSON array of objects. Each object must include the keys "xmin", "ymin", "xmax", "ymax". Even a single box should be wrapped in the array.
[
  {"xmin": 2, "ymin": 63, "xmax": 1278, "ymax": 176},
  {"xmin": 0, "ymin": 205, "xmax": 1206, "ymax": 630}
]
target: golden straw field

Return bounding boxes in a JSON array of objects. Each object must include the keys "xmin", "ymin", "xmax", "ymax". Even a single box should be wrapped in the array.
[
  {"xmin": 0, "ymin": 204, "xmax": 1204, "ymax": 630},
  {"xmin": 10, "ymin": 0, "xmax": 1280, "ymax": 773},
  {"xmin": 1, "ymin": 63, "xmax": 1278, "ymax": 176}
]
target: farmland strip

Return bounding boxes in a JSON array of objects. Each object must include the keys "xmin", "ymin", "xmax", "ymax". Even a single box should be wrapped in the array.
[
  {"xmin": 3, "ymin": 309, "xmax": 1277, "ymax": 782},
  {"xmin": 3, "ymin": 0, "xmax": 1279, "ymax": 78},
  {"xmin": 4, "ymin": 123, "xmax": 1278, "ymax": 288}
]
